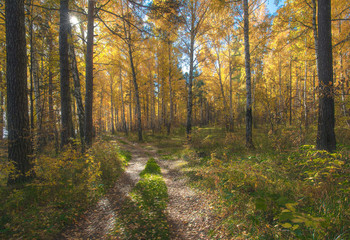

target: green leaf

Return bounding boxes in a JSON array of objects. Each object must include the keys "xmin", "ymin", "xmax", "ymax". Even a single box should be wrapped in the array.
[
  {"xmin": 255, "ymin": 197, "xmax": 267, "ymax": 211},
  {"xmin": 279, "ymin": 211, "xmax": 293, "ymax": 221},
  {"xmin": 282, "ymin": 223, "xmax": 292, "ymax": 228}
]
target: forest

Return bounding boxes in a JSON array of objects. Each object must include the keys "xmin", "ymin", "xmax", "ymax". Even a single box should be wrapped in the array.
[{"xmin": 0, "ymin": 0, "xmax": 349, "ymax": 239}]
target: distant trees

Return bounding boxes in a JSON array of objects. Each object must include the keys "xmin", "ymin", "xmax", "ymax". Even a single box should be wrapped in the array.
[
  {"xmin": 6, "ymin": 0, "xmax": 33, "ymax": 184},
  {"xmin": 1, "ymin": 0, "xmax": 348, "ymax": 168}
]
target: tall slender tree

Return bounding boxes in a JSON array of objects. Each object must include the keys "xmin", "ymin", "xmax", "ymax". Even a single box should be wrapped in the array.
[
  {"xmin": 59, "ymin": 0, "xmax": 73, "ymax": 147},
  {"xmin": 243, "ymin": 0, "xmax": 254, "ymax": 148},
  {"xmin": 6, "ymin": 0, "xmax": 33, "ymax": 184},
  {"xmin": 316, "ymin": 0, "xmax": 336, "ymax": 151},
  {"xmin": 85, "ymin": 0, "xmax": 96, "ymax": 147}
]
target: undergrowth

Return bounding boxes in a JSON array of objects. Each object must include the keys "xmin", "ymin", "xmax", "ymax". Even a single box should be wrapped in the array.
[
  {"xmin": 140, "ymin": 126, "xmax": 350, "ymax": 239},
  {"xmin": 0, "ymin": 140, "xmax": 128, "ymax": 239},
  {"xmin": 183, "ymin": 128, "xmax": 350, "ymax": 239},
  {"xmin": 113, "ymin": 157, "xmax": 169, "ymax": 239}
]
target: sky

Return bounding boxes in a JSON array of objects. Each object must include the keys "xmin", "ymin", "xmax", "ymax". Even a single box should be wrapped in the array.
[{"xmin": 266, "ymin": 0, "xmax": 284, "ymax": 15}]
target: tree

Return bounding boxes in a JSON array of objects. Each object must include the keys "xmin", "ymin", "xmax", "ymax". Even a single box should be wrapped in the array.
[
  {"xmin": 85, "ymin": 0, "xmax": 96, "ymax": 147},
  {"xmin": 6, "ymin": 0, "xmax": 33, "ymax": 184},
  {"xmin": 316, "ymin": 0, "xmax": 336, "ymax": 152},
  {"xmin": 59, "ymin": 0, "xmax": 73, "ymax": 148},
  {"xmin": 243, "ymin": 0, "xmax": 254, "ymax": 148},
  {"xmin": 183, "ymin": 0, "xmax": 209, "ymax": 138},
  {"xmin": 69, "ymin": 30, "xmax": 85, "ymax": 151}
]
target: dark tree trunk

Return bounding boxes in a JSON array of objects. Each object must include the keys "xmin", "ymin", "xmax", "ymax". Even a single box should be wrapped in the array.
[
  {"xmin": 85, "ymin": 0, "xmax": 95, "ymax": 147},
  {"xmin": 167, "ymin": 41, "xmax": 173, "ymax": 135},
  {"xmin": 289, "ymin": 57, "xmax": 293, "ymax": 125},
  {"xmin": 312, "ymin": 0, "xmax": 319, "ymax": 72},
  {"xmin": 0, "ymin": 72, "xmax": 3, "ymax": 140},
  {"xmin": 150, "ymin": 74, "xmax": 155, "ymax": 134},
  {"xmin": 29, "ymin": 13, "xmax": 35, "ymax": 132},
  {"xmin": 243, "ymin": 0, "xmax": 254, "ymax": 148},
  {"xmin": 110, "ymin": 75, "xmax": 115, "ymax": 134},
  {"xmin": 316, "ymin": 0, "xmax": 336, "ymax": 152},
  {"xmin": 304, "ymin": 39, "xmax": 309, "ymax": 129},
  {"xmin": 186, "ymin": 8, "xmax": 195, "ymax": 138},
  {"xmin": 120, "ymin": 64, "xmax": 128, "ymax": 135},
  {"xmin": 229, "ymin": 51, "xmax": 234, "ymax": 131},
  {"xmin": 6, "ymin": 0, "xmax": 33, "ymax": 184},
  {"xmin": 99, "ymin": 88, "xmax": 104, "ymax": 133},
  {"xmin": 161, "ymin": 76, "xmax": 166, "ymax": 127},
  {"xmin": 128, "ymin": 44, "xmax": 142, "ymax": 141},
  {"xmin": 47, "ymin": 34, "xmax": 59, "ymax": 152},
  {"xmin": 124, "ymin": 12, "xmax": 142, "ymax": 141},
  {"xmin": 129, "ymin": 78, "xmax": 133, "ymax": 132},
  {"xmin": 69, "ymin": 33, "xmax": 85, "ymax": 151},
  {"xmin": 59, "ymin": 0, "xmax": 73, "ymax": 148}
]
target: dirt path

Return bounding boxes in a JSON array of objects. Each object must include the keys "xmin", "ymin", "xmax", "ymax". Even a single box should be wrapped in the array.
[
  {"xmin": 60, "ymin": 138, "xmax": 149, "ymax": 239},
  {"xmin": 60, "ymin": 137, "xmax": 216, "ymax": 239},
  {"xmin": 156, "ymin": 153, "xmax": 216, "ymax": 239}
]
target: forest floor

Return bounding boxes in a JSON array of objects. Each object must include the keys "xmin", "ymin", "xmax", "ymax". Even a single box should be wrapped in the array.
[{"xmin": 60, "ymin": 136, "xmax": 217, "ymax": 239}]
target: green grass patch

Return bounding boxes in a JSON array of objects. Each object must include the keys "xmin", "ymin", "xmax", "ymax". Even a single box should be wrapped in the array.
[
  {"xmin": 117, "ymin": 139, "xmax": 128, "ymax": 145},
  {"xmin": 140, "ymin": 158, "xmax": 161, "ymax": 176},
  {"xmin": 113, "ymin": 158, "xmax": 169, "ymax": 240},
  {"xmin": 118, "ymin": 149, "xmax": 132, "ymax": 163}
]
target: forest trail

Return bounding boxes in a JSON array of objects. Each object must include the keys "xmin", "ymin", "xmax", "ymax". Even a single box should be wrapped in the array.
[
  {"xmin": 60, "ymin": 138, "xmax": 149, "ymax": 239},
  {"xmin": 156, "ymin": 149, "xmax": 217, "ymax": 239},
  {"xmin": 60, "ymin": 136, "xmax": 216, "ymax": 239}
]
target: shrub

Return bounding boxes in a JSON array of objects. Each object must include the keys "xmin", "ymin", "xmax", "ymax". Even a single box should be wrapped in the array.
[{"xmin": 0, "ymin": 141, "xmax": 127, "ymax": 239}]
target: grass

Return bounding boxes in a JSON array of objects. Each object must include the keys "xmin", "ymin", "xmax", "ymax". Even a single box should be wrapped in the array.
[{"xmin": 113, "ymin": 158, "xmax": 169, "ymax": 239}]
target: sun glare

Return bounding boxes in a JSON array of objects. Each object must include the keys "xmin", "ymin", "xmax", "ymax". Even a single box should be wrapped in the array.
[{"xmin": 70, "ymin": 15, "xmax": 79, "ymax": 25}]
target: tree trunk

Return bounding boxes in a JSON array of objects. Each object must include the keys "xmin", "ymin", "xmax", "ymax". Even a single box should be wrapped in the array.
[
  {"xmin": 125, "ymin": 26, "xmax": 142, "ymax": 141},
  {"xmin": 167, "ymin": 41, "xmax": 173, "ymax": 135},
  {"xmin": 304, "ymin": 38, "xmax": 308, "ymax": 129},
  {"xmin": 157, "ymin": 64, "xmax": 161, "ymax": 130},
  {"xmin": 0, "ymin": 72, "xmax": 3, "ymax": 140},
  {"xmin": 99, "ymin": 88, "xmax": 104, "ymax": 133},
  {"xmin": 150, "ymin": 74, "xmax": 155, "ymax": 133},
  {"xmin": 85, "ymin": 0, "xmax": 95, "ymax": 147},
  {"xmin": 129, "ymin": 77, "xmax": 133, "ymax": 132},
  {"xmin": 6, "ymin": 0, "xmax": 33, "ymax": 184},
  {"xmin": 186, "ymin": 6, "xmax": 195, "ymax": 138},
  {"xmin": 229, "ymin": 51, "xmax": 234, "ymax": 131},
  {"xmin": 59, "ymin": 0, "xmax": 73, "ymax": 148},
  {"xmin": 47, "ymin": 33, "xmax": 59, "ymax": 152},
  {"xmin": 110, "ymin": 75, "xmax": 115, "ymax": 134},
  {"xmin": 29, "ymin": 13, "xmax": 35, "ymax": 132},
  {"xmin": 69, "ymin": 32, "xmax": 85, "ymax": 151},
  {"xmin": 120, "ymin": 64, "xmax": 128, "ymax": 135},
  {"xmin": 312, "ymin": 0, "xmax": 319, "ymax": 73},
  {"xmin": 243, "ymin": 0, "xmax": 254, "ymax": 148},
  {"xmin": 216, "ymin": 47, "xmax": 228, "ymax": 130},
  {"xmin": 278, "ymin": 53, "xmax": 284, "ymax": 122},
  {"xmin": 338, "ymin": 21, "xmax": 350, "ymax": 127},
  {"xmin": 289, "ymin": 57, "xmax": 293, "ymax": 125},
  {"xmin": 161, "ymin": 76, "xmax": 166, "ymax": 127},
  {"xmin": 316, "ymin": 0, "xmax": 336, "ymax": 152},
  {"xmin": 34, "ymin": 52, "xmax": 42, "ymax": 149}
]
